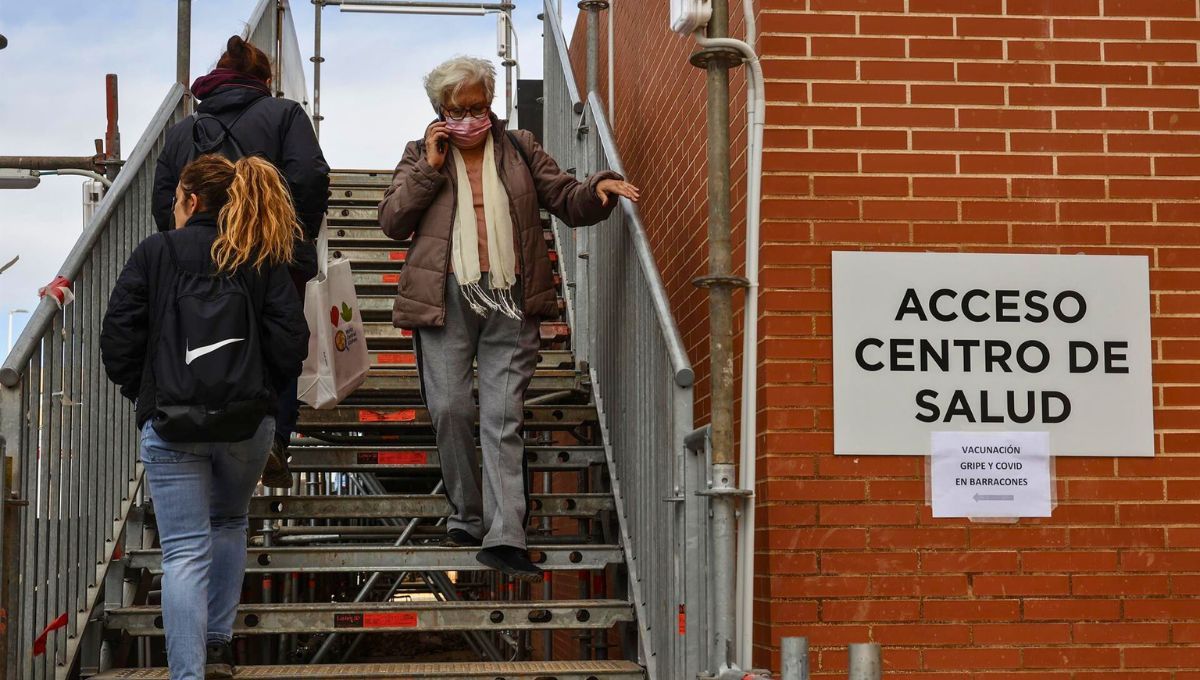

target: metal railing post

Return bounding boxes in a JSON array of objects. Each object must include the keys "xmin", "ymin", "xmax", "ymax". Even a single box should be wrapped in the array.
[
  {"xmin": 312, "ymin": 0, "xmax": 325, "ymax": 137},
  {"xmin": 848, "ymin": 643, "xmax": 881, "ymax": 680},
  {"xmin": 781, "ymin": 637, "xmax": 809, "ymax": 680},
  {"xmin": 177, "ymin": 0, "xmax": 191, "ymax": 111}
]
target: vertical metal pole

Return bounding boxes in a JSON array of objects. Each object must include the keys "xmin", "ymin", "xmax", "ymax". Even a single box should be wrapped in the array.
[
  {"xmin": 848, "ymin": 643, "xmax": 881, "ymax": 680},
  {"xmin": 312, "ymin": 1, "xmax": 325, "ymax": 138},
  {"xmin": 504, "ymin": 11, "xmax": 514, "ymax": 122},
  {"xmin": 177, "ymin": 0, "xmax": 191, "ymax": 105},
  {"xmin": 692, "ymin": 0, "xmax": 744, "ymax": 673},
  {"xmin": 104, "ymin": 75, "xmax": 121, "ymax": 181},
  {"xmin": 781, "ymin": 637, "xmax": 809, "ymax": 680}
]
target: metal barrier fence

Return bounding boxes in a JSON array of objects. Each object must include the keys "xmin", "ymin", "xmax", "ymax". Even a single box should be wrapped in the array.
[
  {"xmin": 0, "ymin": 83, "xmax": 187, "ymax": 680},
  {"xmin": 542, "ymin": 6, "xmax": 706, "ymax": 679},
  {"xmin": 0, "ymin": 4, "xmax": 307, "ymax": 677}
]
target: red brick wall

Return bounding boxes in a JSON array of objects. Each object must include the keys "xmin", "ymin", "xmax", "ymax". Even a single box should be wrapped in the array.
[{"xmin": 572, "ymin": 0, "xmax": 1200, "ymax": 676}]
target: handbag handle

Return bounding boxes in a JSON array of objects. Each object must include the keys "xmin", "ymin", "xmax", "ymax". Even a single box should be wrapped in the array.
[{"xmin": 315, "ymin": 216, "xmax": 330, "ymax": 279}]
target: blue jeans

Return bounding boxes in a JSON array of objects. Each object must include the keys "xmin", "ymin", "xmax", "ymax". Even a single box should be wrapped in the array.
[{"xmin": 139, "ymin": 416, "xmax": 274, "ymax": 680}]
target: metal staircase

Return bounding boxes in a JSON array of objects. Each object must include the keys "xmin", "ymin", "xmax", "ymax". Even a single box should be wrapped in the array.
[{"xmin": 88, "ymin": 168, "xmax": 647, "ymax": 679}]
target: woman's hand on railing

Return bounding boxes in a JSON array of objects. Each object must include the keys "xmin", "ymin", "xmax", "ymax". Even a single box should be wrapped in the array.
[{"xmin": 596, "ymin": 179, "xmax": 640, "ymax": 206}]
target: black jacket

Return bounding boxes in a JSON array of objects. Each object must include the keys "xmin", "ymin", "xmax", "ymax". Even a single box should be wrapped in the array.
[
  {"xmin": 152, "ymin": 86, "xmax": 330, "ymax": 241},
  {"xmin": 100, "ymin": 214, "xmax": 309, "ymax": 430}
]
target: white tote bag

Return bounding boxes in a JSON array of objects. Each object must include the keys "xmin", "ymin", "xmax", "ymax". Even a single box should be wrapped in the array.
[{"xmin": 297, "ymin": 220, "xmax": 370, "ymax": 409}]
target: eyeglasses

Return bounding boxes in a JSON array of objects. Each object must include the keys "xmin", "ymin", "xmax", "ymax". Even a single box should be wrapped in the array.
[{"xmin": 443, "ymin": 105, "xmax": 490, "ymax": 121}]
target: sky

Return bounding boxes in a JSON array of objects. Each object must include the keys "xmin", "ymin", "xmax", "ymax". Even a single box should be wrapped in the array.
[{"xmin": 0, "ymin": 0, "xmax": 579, "ymax": 356}]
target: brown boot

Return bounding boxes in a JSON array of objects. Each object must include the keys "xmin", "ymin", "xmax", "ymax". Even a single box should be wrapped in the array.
[{"xmin": 260, "ymin": 438, "xmax": 293, "ymax": 489}]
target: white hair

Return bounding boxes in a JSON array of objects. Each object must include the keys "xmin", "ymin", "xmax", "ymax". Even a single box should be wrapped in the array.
[{"xmin": 423, "ymin": 56, "xmax": 496, "ymax": 113}]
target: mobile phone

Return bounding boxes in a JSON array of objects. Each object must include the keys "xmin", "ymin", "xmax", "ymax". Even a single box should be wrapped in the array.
[{"xmin": 436, "ymin": 114, "xmax": 447, "ymax": 153}]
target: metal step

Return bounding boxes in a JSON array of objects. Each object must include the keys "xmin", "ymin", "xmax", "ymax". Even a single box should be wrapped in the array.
[
  {"xmin": 296, "ymin": 405, "xmax": 596, "ymax": 432},
  {"xmin": 106, "ymin": 599, "xmax": 635, "ymax": 635},
  {"xmin": 93, "ymin": 660, "xmax": 646, "ymax": 679},
  {"xmin": 242, "ymin": 493, "xmax": 613, "ymax": 520},
  {"xmin": 348, "ymin": 369, "xmax": 580, "ymax": 399},
  {"xmin": 366, "ymin": 349, "xmax": 573, "ymax": 369},
  {"xmin": 328, "ymin": 225, "xmax": 554, "ymax": 246},
  {"xmin": 362, "ymin": 321, "xmax": 570, "ymax": 350},
  {"xmin": 126, "ymin": 544, "xmax": 622, "ymax": 573},
  {"xmin": 330, "ymin": 170, "xmax": 392, "ymax": 187},
  {"xmin": 286, "ymin": 445, "xmax": 605, "ymax": 472}
]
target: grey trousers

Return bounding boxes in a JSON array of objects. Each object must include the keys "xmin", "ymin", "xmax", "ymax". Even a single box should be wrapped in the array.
[{"xmin": 414, "ymin": 273, "xmax": 539, "ymax": 549}]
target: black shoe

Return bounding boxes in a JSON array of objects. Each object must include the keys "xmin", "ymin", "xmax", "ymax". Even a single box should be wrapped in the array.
[
  {"xmin": 205, "ymin": 640, "xmax": 234, "ymax": 679},
  {"xmin": 476, "ymin": 545, "xmax": 544, "ymax": 583},
  {"xmin": 261, "ymin": 438, "xmax": 293, "ymax": 489},
  {"xmin": 442, "ymin": 528, "xmax": 483, "ymax": 547}
]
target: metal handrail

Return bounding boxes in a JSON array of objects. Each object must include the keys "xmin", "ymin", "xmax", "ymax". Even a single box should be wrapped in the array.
[
  {"xmin": 587, "ymin": 91, "xmax": 694, "ymax": 388},
  {"xmin": 0, "ymin": 84, "xmax": 186, "ymax": 387}
]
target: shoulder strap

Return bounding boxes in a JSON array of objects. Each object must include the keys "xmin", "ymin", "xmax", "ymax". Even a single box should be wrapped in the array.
[
  {"xmin": 161, "ymin": 232, "xmax": 182, "ymax": 270},
  {"xmin": 507, "ymin": 130, "xmax": 534, "ymax": 170}
]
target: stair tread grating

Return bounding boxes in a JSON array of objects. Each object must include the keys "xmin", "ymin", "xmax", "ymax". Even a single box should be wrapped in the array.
[{"xmin": 93, "ymin": 660, "xmax": 645, "ymax": 679}]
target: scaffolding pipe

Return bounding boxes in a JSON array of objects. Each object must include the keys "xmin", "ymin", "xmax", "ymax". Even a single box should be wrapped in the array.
[
  {"xmin": 848, "ymin": 643, "xmax": 882, "ymax": 680},
  {"xmin": 780, "ymin": 637, "xmax": 809, "ymax": 680},
  {"xmin": 312, "ymin": 1, "xmax": 325, "ymax": 137},
  {"xmin": 177, "ymin": 0, "xmax": 191, "ymax": 92}
]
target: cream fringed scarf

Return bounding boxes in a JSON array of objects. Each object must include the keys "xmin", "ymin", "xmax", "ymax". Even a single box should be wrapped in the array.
[{"xmin": 449, "ymin": 136, "xmax": 522, "ymax": 320}]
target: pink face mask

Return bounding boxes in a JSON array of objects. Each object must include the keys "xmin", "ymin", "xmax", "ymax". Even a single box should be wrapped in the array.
[{"xmin": 445, "ymin": 114, "xmax": 493, "ymax": 148}]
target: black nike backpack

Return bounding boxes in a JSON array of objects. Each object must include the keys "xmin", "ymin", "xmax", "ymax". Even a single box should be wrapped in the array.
[
  {"xmin": 151, "ymin": 233, "xmax": 272, "ymax": 442},
  {"xmin": 188, "ymin": 97, "xmax": 267, "ymax": 162}
]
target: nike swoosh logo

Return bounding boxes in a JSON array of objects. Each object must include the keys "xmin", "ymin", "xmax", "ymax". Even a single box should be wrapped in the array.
[{"xmin": 185, "ymin": 338, "xmax": 244, "ymax": 365}]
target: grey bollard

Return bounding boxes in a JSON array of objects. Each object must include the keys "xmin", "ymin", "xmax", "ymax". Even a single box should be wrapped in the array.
[
  {"xmin": 848, "ymin": 643, "xmax": 881, "ymax": 680},
  {"xmin": 781, "ymin": 637, "xmax": 809, "ymax": 680}
]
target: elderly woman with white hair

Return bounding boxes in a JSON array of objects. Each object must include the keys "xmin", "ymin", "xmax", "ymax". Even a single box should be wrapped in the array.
[{"xmin": 378, "ymin": 56, "xmax": 638, "ymax": 581}]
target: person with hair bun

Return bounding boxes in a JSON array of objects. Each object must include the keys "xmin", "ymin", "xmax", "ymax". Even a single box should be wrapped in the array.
[
  {"xmin": 103, "ymin": 154, "xmax": 309, "ymax": 680},
  {"xmin": 153, "ymin": 34, "xmax": 330, "ymax": 488}
]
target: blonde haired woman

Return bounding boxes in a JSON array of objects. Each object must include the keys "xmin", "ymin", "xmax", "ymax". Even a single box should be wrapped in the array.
[
  {"xmin": 379, "ymin": 56, "xmax": 638, "ymax": 581},
  {"xmin": 102, "ymin": 154, "xmax": 309, "ymax": 679}
]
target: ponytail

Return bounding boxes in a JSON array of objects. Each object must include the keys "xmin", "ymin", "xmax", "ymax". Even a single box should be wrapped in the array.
[{"xmin": 212, "ymin": 156, "xmax": 300, "ymax": 273}]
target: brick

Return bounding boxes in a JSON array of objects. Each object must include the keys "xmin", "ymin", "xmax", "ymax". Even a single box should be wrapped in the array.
[
  {"xmin": 1008, "ymin": 39, "xmax": 1101, "ymax": 61},
  {"xmin": 765, "ymin": 199, "xmax": 859, "ymax": 220},
  {"xmin": 861, "ymin": 60, "xmax": 955, "ymax": 82},
  {"xmin": 810, "ymin": 37, "xmax": 905, "ymax": 58},
  {"xmin": 914, "ymin": 177, "xmax": 1008, "ymax": 198},
  {"xmin": 813, "ymin": 221, "xmax": 911, "ymax": 243},
  {"xmin": 1056, "ymin": 109, "xmax": 1149, "ymax": 130},
  {"xmin": 1009, "ymin": 0, "xmax": 1098, "ymax": 15},
  {"xmin": 1024, "ymin": 647, "xmax": 1121, "ymax": 668},
  {"xmin": 768, "ymin": 151, "xmax": 857, "ymax": 172},
  {"xmin": 868, "ymin": 480, "xmax": 924, "ymax": 500},
  {"xmin": 763, "ymin": 479, "xmax": 863, "ymax": 501},
  {"xmin": 869, "ymin": 528, "xmax": 965, "ymax": 549},
  {"xmin": 1154, "ymin": 110, "xmax": 1200, "ymax": 131},
  {"xmin": 764, "ymin": 59, "xmax": 857, "ymax": 81},
  {"xmin": 1110, "ymin": 133, "xmax": 1200, "ymax": 154},
  {"xmin": 861, "ymin": 107, "xmax": 956, "ymax": 128},
  {"xmin": 768, "ymin": 104, "xmax": 856, "ymax": 127},
  {"xmin": 959, "ymin": 108, "xmax": 1053, "ymax": 130},
  {"xmin": 810, "ymin": 0, "xmax": 904, "ymax": 10},
  {"xmin": 1012, "ymin": 223, "xmax": 1106, "ymax": 244},
  {"xmin": 957, "ymin": 17, "xmax": 1050, "ymax": 38},
  {"xmin": 910, "ymin": 0, "xmax": 1000, "ymax": 11},
  {"xmin": 823, "ymin": 551, "xmax": 919, "ymax": 574},
  {"xmin": 1157, "ymin": 153, "xmax": 1200, "ymax": 176},
  {"xmin": 913, "ymin": 130, "xmax": 1005, "ymax": 152},
  {"xmin": 1105, "ymin": 41, "xmax": 1198, "ymax": 63},
  {"xmin": 1108, "ymin": 87, "xmax": 1199, "ymax": 108},
  {"xmin": 813, "ymin": 129, "xmax": 908, "ymax": 150},
  {"xmin": 925, "ymin": 599, "xmax": 1020, "ymax": 621},
  {"xmin": 1073, "ymin": 575, "xmax": 1170, "ymax": 596},
  {"xmin": 1058, "ymin": 155, "xmax": 1151, "ymax": 176},
  {"xmin": 1125, "ymin": 598, "xmax": 1200, "ymax": 619},
  {"xmin": 863, "ymin": 200, "xmax": 958, "ymax": 221},
  {"xmin": 958, "ymin": 62, "xmax": 1052, "ymax": 84},
  {"xmin": 1010, "ymin": 85, "xmax": 1103, "ymax": 107},
  {"xmin": 821, "ymin": 599, "xmax": 920, "ymax": 622},
  {"xmin": 973, "ymin": 575, "xmax": 1071, "ymax": 596},
  {"xmin": 1053, "ymin": 18, "xmax": 1147, "ymax": 39},
  {"xmin": 1074, "ymin": 622, "xmax": 1171, "ymax": 644},
  {"xmin": 767, "ymin": 12, "xmax": 858, "ymax": 35},
  {"xmin": 862, "ymin": 153, "xmax": 956, "ymax": 174},
  {"xmin": 1106, "ymin": 0, "xmax": 1197, "ymax": 18},
  {"xmin": 871, "ymin": 574, "xmax": 968, "ymax": 597},
  {"xmin": 912, "ymin": 84, "xmax": 1005, "ymax": 105},
  {"xmin": 924, "ymin": 648, "xmax": 1021, "ymax": 669},
  {"xmin": 910, "ymin": 38, "xmax": 1004, "ymax": 59},
  {"xmin": 771, "ymin": 575, "xmax": 870, "ymax": 598},
  {"xmin": 962, "ymin": 201, "xmax": 1055, "ymax": 222},
  {"xmin": 961, "ymin": 154, "xmax": 1054, "ymax": 175},
  {"xmin": 766, "ymin": 527, "xmax": 866, "ymax": 549},
  {"xmin": 1012, "ymin": 178, "xmax": 1105, "ymax": 199},
  {"xmin": 1012, "ymin": 131, "xmax": 1104, "ymax": 152},
  {"xmin": 1070, "ymin": 527, "xmax": 1166, "ymax": 548},
  {"xmin": 764, "ymin": 128, "xmax": 811, "ymax": 148},
  {"xmin": 1061, "ymin": 201, "xmax": 1153, "ymax": 222},
  {"xmin": 973, "ymin": 623, "xmax": 1073, "ymax": 645},
  {"xmin": 819, "ymin": 504, "xmax": 918, "ymax": 525},
  {"xmin": 1056, "ymin": 63, "xmax": 1148, "ymax": 84},
  {"xmin": 1022, "ymin": 550, "xmax": 1119, "ymax": 572},
  {"xmin": 1123, "ymin": 551, "xmax": 1200, "ymax": 572},
  {"xmin": 1023, "ymin": 598, "xmax": 1122, "ymax": 621},
  {"xmin": 1112, "ymin": 179, "xmax": 1200, "ymax": 199},
  {"xmin": 914, "ymin": 223, "xmax": 1009, "ymax": 244},
  {"xmin": 1158, "ymin": 202, "xmax": 1200, "ymax": 221},
  {"xmin": 1065, "ymin": 479, "xmax": 1164, "ymax": 500},
  {"xmin": 1127, "ymin": 647, "xmax": 1200, "ymax": 668},
  {"xmin": 922, "ymin": 551, "xmax": 1018, "ymax": 573},
  {"xmin": 860, "ymin": 15, "xmax": 954, "ymax": 36},
  {"xmin": 813, "ymin": 176, "xmax": 909, "ymax": 197},
  {"xmin": 1151, "ymin": 20, "xmax": 1200, "ymax": 40}
]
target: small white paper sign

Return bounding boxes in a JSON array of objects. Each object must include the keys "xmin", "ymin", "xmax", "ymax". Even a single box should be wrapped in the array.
[{"xmin": 931, "ymin": 431, "xmax": 1052, "ymax": 518}]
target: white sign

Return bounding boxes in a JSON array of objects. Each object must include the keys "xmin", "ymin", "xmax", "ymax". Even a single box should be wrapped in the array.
[
  {"xmin": 931, "ymin": 431, "xmax": 1052, "ymax": 518},
  {"xmin": 833, "ymin": 252, "xmax": 1153, "ymax": 457}
]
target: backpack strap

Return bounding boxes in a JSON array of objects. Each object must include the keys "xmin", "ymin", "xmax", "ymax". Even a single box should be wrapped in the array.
[{"xmin": 506, "ymin": 130, "xmax": 534, "ymax": 170}]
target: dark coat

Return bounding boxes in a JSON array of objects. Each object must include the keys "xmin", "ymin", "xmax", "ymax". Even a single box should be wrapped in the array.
[
  {"xmin": 100, "ymin": 213, "xmax": 309, "ymax": 429},
  {"xmin": 377, "ymin": 118, "xmax": 621, "ymax": 328},
  {"xmin": 152, "ymin": 86, "xmax": 330, "ymax": 244}
]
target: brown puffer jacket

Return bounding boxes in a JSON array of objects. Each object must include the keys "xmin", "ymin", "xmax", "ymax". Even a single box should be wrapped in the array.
[{"xmin": 378, "ymin": 119, "xmax": 622, "ymax": 329}]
